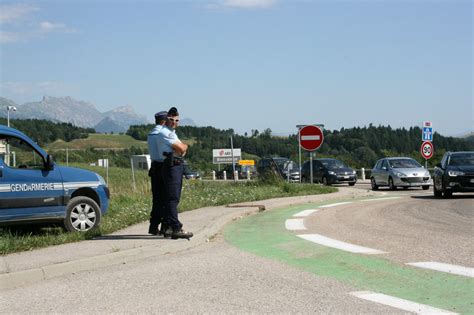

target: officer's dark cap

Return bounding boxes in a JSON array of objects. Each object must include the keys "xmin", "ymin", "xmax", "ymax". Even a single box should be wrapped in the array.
[
  {"xmin": 154, "ymin": 111, "xmax": 168, "ymax": 121},
  {"xmin": 168, "ymin": 107, "xmax": 179, "ymax": 116}
]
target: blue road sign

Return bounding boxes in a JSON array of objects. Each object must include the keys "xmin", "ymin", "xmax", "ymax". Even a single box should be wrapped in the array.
[{"xmin": 422, "ymin": 127, "xmax": 433, "ymax": 142}]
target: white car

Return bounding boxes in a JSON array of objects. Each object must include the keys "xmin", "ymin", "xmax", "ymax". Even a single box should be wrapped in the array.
[{"xmin": 371, "ymin": 157, "xmax": 431, "ymax": 190}]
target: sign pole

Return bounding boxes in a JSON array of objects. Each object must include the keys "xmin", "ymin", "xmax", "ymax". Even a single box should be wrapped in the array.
[
  {"xmin": 230, "ymin": 136, "xmax": 236, "ymax": 182},
  {"xmin": 310, "ymin": 151, "xmax": 313, "ymax": 184},
  {"xmin": 298, "ymin": 130, "xmax": 302, "ymax": 183}
]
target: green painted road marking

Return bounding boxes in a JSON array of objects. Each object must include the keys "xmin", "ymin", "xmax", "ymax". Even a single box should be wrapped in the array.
[{"xmin": 224, "ymin": 200, "xmax": 474, "ymax": 314}]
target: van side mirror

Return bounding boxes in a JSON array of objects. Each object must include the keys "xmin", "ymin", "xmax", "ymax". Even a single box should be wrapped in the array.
[{"xmin": 45, "ymin": 154, "xmax": 55, "ymax": 170}]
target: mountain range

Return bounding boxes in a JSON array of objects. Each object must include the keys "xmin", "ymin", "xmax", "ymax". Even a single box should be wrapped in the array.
[{"xmin": 0, "ymin": 96, "xmax": 196, "ymax": 133}]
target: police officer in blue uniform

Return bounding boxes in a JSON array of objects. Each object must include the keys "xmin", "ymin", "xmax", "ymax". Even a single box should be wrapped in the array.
[
  {"xmin": 157, "ymin": 107, "xmax": 193, "ymax": 239},
  {"xmin": 147, "ymin": 111, "xmax": 168, "ymax": 235}
]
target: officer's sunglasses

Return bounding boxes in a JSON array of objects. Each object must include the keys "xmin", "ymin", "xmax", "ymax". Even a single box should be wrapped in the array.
[{"xmin": 168, "ymin": 118, "xmax": 180, "ymax": 122}]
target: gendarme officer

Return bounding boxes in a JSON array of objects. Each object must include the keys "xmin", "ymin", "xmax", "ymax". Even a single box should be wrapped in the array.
[
  {"xmin": 147, "ymin": 111, "xmax": 168, "ymax": 235},
  {"xmin": 157, "ymin": 107, "xmax": 193, "ymax": 239}
]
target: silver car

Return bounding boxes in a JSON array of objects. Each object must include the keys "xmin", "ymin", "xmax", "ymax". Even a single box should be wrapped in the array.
[{"xmin": 371, "ymin": 157, "xmax": 431, "ymax": 190}]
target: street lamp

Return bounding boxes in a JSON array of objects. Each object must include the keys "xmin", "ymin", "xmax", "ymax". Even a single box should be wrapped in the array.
[{"xmin": 7, "ymin": 105, "xmax": 17, "ymax": 127}]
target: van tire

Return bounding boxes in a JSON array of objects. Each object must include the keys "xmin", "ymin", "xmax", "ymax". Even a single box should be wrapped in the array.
[{"xmin": 64, "ymin": 196, "xmax": 101, "ymax": 232}]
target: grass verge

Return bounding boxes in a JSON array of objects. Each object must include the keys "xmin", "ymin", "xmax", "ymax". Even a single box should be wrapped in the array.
[{"xmin": 0, "ymin": 164, "xmax": 335, "ymax": 255}]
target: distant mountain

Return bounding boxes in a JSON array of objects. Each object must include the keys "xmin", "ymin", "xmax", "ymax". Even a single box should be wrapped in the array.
[
  {"xmin": 0, "ymin": 97, "xmax": 18, "ymax": 109},
  {"xmin": 180, "ymin": 118, "xmax": 196, "ymax": 127},
  {"xmin": 0, "ymin": 96, "xmax": 149, "ymax": 133},
  {"xmin": 94, "ymin": 117, "xmax": 128, "ymax": 133}
]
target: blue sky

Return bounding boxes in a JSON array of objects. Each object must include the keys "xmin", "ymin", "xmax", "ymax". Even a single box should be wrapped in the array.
[{"xmin": 0, "ymin": 0, "xmax": 472, "ymax": 136}]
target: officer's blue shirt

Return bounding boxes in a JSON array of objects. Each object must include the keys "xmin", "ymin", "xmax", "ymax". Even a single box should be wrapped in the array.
[
  {"xmin": 156, "ymin": 126, "xmax": 179, "ymax": 161},
  {"xmin": 147, "ymin": 125, "xmax": 164, "ymax": 162}
]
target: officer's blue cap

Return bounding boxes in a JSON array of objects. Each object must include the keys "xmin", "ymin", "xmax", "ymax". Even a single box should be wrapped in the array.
[{"xmin": 154, "ymin": 111, "xmax": 168, "ymax": 120}]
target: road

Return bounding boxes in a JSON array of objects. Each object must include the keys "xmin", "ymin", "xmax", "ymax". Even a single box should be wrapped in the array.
[{"xmin": 1, "ymin": 184, "xmax": 472, "ymax": 313}]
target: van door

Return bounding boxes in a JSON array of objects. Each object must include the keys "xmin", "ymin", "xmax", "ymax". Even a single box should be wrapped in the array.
[{"xmin": 0, "ymin": 135, "xmax": 65, "ymax": 223}]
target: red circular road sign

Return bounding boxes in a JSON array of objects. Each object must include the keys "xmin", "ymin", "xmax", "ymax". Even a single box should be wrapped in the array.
[
  {"xmin": 421, "ymin": 141, "xmax": 434, "ymax": 159},
  {"xmin": 299, "ymin": 125, "xmax": 324, "ymax": 151}
]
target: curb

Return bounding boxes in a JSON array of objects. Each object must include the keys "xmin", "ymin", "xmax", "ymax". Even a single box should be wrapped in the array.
[
  {"xmin": 0, "ymin": 188, "xmax": 376, "ymax": 291},
  {"xmin": 0, "ymin": 206, "xmax": 259, "ymax": 291}
]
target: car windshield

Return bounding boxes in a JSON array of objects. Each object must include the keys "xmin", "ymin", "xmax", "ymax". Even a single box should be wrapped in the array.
[
  {"xmin": 389, "ymin": 159, "xmax": 421, "ymax": 168},
  {"xmin": 321, "ymin": 159, "xmax": 346, "ymax": 169},
  {"xmin": 449, "ymin": 153, "xmax": 474, "ymax": 166}
]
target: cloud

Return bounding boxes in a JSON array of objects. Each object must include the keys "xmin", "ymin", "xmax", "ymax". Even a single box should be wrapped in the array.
[
  {"xmin": 0, "ymin": 3, "xmax": 38, "ymax": 24},
  {"xmin": 211, "ymin": 0, "xmax": 277, "ymax": 9},
  {"xmin": 39, "ymin": 21, "xmax": 77, "ymax": 34},
  {"xmin": 0, "ymin": 5, "xmax": 77, "ymax": 43}
]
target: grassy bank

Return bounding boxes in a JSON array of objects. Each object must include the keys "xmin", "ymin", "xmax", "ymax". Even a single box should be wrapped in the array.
[{"xmin": 0, "ymin": 165, "xmax": 336, "ymax": 255}]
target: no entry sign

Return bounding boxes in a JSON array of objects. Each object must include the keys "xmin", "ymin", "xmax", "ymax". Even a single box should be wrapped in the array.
[
  {"xmin": 421, "ymin": 141, "xmax": 434, "ymax": 160},
  {"xmin": 299, "ymin": 125, "xmax": 324, "ymax": 151}
]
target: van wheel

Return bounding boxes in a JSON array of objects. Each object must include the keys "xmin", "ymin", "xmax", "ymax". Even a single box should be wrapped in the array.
[
  {"xmin": 322, "ymin": 176, "xmax": 330, "ymax": 186},
  {"xmin": 64, "ymin": 196, "xmax": 101, "ymax": 232}
]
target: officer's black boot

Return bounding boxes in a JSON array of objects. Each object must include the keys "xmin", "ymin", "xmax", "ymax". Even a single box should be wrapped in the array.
[
  {"xmin": 162, "ymin": 226, "xmax": 173, "ymax": 238},
  {"xmin": 148, "ymin": 224, "xmax": 159, "ymax": 236},
  {"xmin": 171, "ymin": 229, "xmax": 193, "ymax": 240}
]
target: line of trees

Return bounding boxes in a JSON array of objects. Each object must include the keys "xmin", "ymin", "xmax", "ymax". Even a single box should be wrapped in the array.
[{"xmin": 128, "ymin": 124, "xmax": 473, "ymax": 171}]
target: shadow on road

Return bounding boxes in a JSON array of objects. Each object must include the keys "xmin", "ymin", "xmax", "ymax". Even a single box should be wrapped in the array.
[
  {"xmin": 411, "ymin": 194, "xmax": 474, "ymax": 200},
  {"xmin": 93, "ymin": 234, "xmax": 170, "ymax": 240}
]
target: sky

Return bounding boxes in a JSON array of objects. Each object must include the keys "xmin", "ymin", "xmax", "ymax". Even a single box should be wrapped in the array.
[{"xmin": 0, "ymin": 0, "xmax": 472, "ymax": 137}]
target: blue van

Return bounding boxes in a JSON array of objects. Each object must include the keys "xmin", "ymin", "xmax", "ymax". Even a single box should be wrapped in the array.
[{"xmin": 0, "ymin": 125, "xmax": 109, "ymax": 232}]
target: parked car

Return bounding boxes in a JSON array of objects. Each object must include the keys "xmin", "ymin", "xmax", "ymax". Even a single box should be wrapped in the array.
[
  {"xmin": 257, "ymin": 157, "xmax": 300, "ymax": 182},
  {"xmin": 183, "ymin": 163, "xmax": 200, "ymax": 180},
  {"xmin": 433, "ymin": 151, "xmax": 474, "ymax": 198},
  {"xmin": 301, "ymin": 158, "xmax": 357, "ymax": 186},
  {"xmin": 216, "ymin": 164, "xmax": 256, "ymax": 179},
  {"xmin": 370, "ymin": 157, "xmax": 431, "ymax": 190},
  {"xmin": 0, "ymin": 125, "xmax": 110, "ymax": 231}
]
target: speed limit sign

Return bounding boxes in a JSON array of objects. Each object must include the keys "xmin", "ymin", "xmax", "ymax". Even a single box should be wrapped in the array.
[{"xmin": 421, "ymin": 141, "xmax": 434, "ymax": 159}]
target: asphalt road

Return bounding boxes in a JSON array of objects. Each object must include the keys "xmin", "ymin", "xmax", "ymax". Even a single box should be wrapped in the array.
[
  {"xmin": 304, "ymin": 188, "xmax": 474, "ymax": 266},
  {"xmin": 1, "ymin": 234, "xmax": 398, "ymax": 314},
  {"xmin": 1, "ymin": 184, "xmax": 472, "ymax": 313}
]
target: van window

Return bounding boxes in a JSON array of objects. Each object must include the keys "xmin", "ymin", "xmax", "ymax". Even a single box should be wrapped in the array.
[{"xmin": 1, "ymin": 135, "xmax": 44, "ymax": 170}]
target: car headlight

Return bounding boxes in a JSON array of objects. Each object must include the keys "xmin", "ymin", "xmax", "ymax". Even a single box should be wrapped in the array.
[
  {"xmin": 395, "ymin": 172, "xmax": 406, "ymax": 177},
  {"xmin": 424, "ymin": 171, "xmax": 430, "ymax": 177},
  {"xmin": 448, "ymin": 170, "xmax": 465, "ymax": 176},
  {"xmin": 328, "ymin": 171, "xmax": 336, "ymax": 175},
  {"xmin": 352, "ymin": 170, "xmax": 356, "ymax": 175},
  {"xmin": 97, "ymin": 174, "xmax": 107, "ymax": 186}
]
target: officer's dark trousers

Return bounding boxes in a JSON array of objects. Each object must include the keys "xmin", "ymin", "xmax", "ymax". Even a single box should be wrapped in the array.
[
  {"xmin": 162, "ymin": 162, "xmax": 183, "ymax": 231},
  {"xmin": 149, "ymin": 162, "xmax": 166, "ymax": 228}
]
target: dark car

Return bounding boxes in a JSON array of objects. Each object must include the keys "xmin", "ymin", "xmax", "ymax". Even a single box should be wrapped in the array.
[
  {"xmin": 433, "ymin": 151, "xmax": 474, "ymax": 198},
  {"xmin": 257, "ymin": 157, "xmax": 300, "ymax": 182},
  {"xmin": 216, "ymin": 164, "xmax": 256, "ymax": 179},
  {"xmin": 301, "ymin": 158, "xmax": 357, "ymax": 186},
  {"xmin": 183, "ymin": 163, "xmax": 200, "ymax": 180}
]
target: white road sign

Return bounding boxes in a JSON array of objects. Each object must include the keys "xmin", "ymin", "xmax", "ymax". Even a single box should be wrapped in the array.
[{"xmin": 213, "ymin": 148, "xmax": 241, "ymax": 164}]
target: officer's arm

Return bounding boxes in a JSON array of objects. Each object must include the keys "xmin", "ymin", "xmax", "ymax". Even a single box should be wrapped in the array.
[{"xmin": 172, "ymin": 141, "xmax": 188, "ymax": 156}]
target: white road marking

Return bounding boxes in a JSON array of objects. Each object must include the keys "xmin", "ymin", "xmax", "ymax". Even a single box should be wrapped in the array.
[
  {"xmin": 285, "ymin": 219, "xmax": 306, "ymax": 230},
  {"xmin": 301, "ymin": 135, "xmax": 320, "ymax": 141},
  {"xmin": 293, "ymin": 209, "xmax": 318, "ymax": 217},
  {"xmin": 319, "ymin": 202, "xmax": 353, "ymax": 208},
  {"xmin": 406, "ymin": 262, "xmax": 474, "ymax": 278},
  {"xmin": 350, "ymin": 291, "xmax": 458, "ymax": 315},
  {"xmin": 297, "ymin": 234, "xmax": 386, "ymax": 254},
  {"xmin": 359, "ymin": 197, "xmax": 401, "ymax": 202}
]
